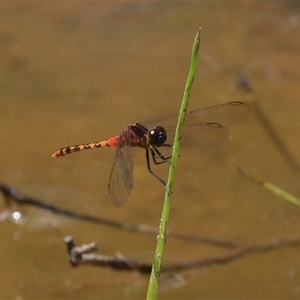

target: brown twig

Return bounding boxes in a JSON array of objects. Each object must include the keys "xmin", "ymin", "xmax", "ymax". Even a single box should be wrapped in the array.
[
  {"xmin": 64, "ymin": 236, "xmax": 152, "ymax": 273},
  {"xmin": 164, "ymin": 237, "xmax": 300, "ymax": 272},
  {"xmin": 3, "ymin": 181, "xmax": 300, "ymax": 273},
  {"xmin": 64, "ymin": 235, "xmax": 300, "ymax": 274},
  {"xmin": 0, "ymin": 182, "xmax": 236, "ymax": 248}
]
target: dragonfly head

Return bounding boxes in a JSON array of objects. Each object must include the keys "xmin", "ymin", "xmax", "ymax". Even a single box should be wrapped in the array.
[{"xmin": 147, "ymin": 126, "xmax": 167, "ymax": 147}]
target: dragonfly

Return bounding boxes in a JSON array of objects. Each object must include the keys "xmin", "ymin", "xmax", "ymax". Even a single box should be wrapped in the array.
[{"xmin": 52, "ymin": 101, "xmax": 250, "ymax": 208}]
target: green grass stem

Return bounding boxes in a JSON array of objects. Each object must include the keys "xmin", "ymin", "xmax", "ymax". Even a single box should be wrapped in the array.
[
  {"xmin": 234, "ymin": 163, "xmax": 300, "ymax": 208},
  {"xmin": 146, "ymin": 28, "xmax": 201, "ymax": 300}
]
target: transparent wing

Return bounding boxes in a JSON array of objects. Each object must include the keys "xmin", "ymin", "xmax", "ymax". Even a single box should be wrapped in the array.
[
  {"xmin": 139, "ymin": 101, "xmax": 250, "ymax": 156},
  {"xmin": 108, "ymin": 131, "xmax": 133, "ymax": 208},
  {"xmin": 180, "ymin": 123, "xmax": 231, "ymax": 154}
]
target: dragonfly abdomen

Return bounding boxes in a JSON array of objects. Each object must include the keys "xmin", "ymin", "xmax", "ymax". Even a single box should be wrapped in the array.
[{"xmin": 51, "ymin": 138, "xmax": 117, "ymax": 158}]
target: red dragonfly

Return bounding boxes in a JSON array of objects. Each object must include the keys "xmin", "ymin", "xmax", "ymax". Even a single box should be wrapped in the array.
[{"xmin": 52, "ymin": 101, "xmax": 249, "ymax": 208}]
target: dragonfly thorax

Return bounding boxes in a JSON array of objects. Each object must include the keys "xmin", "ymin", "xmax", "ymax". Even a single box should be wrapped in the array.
[{"xmin": 146, "ymin": 126, "xmax": 167, "ymax": 147}]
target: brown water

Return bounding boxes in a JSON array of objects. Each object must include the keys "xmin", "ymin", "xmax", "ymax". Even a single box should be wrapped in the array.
[{"xmin": 1, "ymin": 2, "xmax": 300, "ymax": 299}]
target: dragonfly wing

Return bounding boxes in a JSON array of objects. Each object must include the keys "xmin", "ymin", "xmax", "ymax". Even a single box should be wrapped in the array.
[
  {"xmin": 150, "ymin": 123, "xmax": 231, "ymax": 158},
  {"xmin": 140, "ymin": 102, "xmax": 249, "ymax": 129},
  {"xmin": 180, "ymin": 123, "xmax": 231, "ymax": 154},
  {"xmin": 184, "ymin": 101, "xmax": 250, "ymax": 127},
  {"xmin": 139, "ymin": 101, "xmax": 249, "ymax": 155},
  {"xmin": 108, "ymin": 131, "xmax": 133, "ymax": 208}
]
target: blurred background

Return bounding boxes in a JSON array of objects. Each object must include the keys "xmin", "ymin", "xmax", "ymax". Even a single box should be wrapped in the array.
[{"xmin": 1, "ymin": 2, "xmax": 300, "ymax": 299}]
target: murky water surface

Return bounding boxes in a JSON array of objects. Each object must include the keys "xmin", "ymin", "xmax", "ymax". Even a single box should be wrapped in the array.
[{"xmin": 1, "ymin": 3, "xmax": 300, "ymax": 299}]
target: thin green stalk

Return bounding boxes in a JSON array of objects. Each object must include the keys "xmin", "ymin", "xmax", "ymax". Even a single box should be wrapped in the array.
[
  {"xmin": 146, "ymin": 28, "xmax": 201, "ymax": 299},
  {"xmin": 234, "ymin": 163, "xmax": 300, "ymax": 207},
  {"xmin": 264, "ymin": 181, "xmax": 300, "ymax": 207}
]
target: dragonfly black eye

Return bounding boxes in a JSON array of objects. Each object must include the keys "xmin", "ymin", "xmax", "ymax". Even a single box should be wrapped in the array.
[{"xmin": 147, "ymin": 126, "xmax": 167, "ymax": 147}]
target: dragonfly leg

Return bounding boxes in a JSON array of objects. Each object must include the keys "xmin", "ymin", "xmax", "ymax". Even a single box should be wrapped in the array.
[
  {"xmin": 145, "ymin": 149, "xmax": 166, "ymax": 185},
  {"xmin": 151, "ymin": 147, "xmax": 172, "ymax": 164}
]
